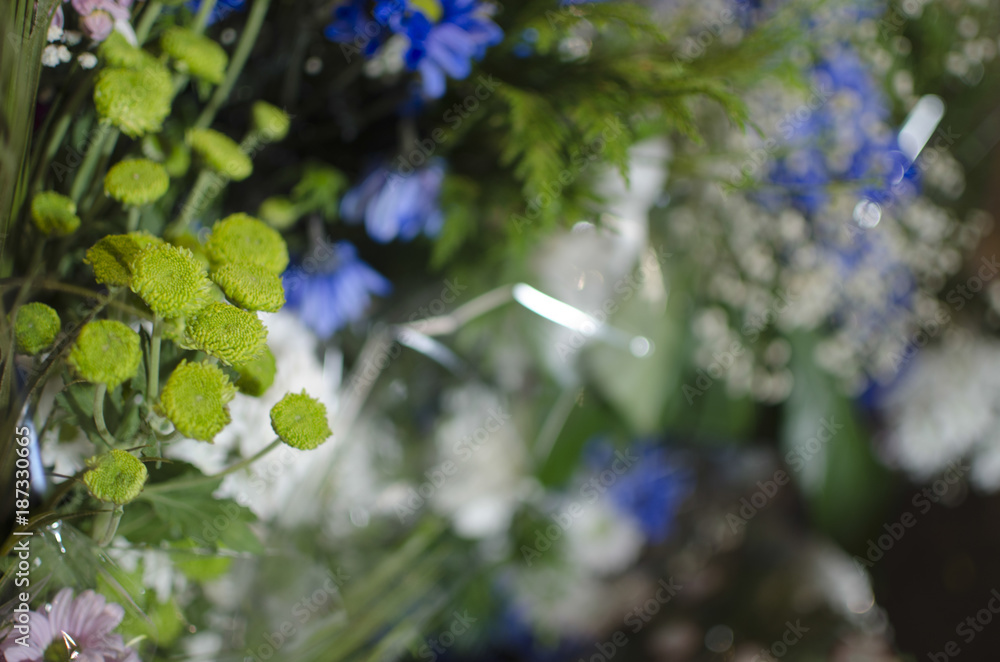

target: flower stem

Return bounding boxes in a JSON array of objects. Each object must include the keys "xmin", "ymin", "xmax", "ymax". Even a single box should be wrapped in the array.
[
  {"xmin": 143, "ymin": 438, "xmax": 282, "ymax": 493},
  {"xmin": 135, "ymin": 0, "xmax": 162, "ymax": 45},
  {"xmin": 126, "ymin": 206, "xmax": 141, "ymax": 232},
  {"xmin": 96, "ymin": 505, "xmax": 124, "ymax": 547},
  {"xmin": 170, "ymin": 169, "xmax": 214, "ymax": 236},
  {"xmin": 93, "ymin": 383, "xmax": 116, "ymax": 448},
  {"xmin": 192, "ymin": 0, "xmax": 217, "ymax": 33},
  {"xmin": 147, "ymin": 317, "xmax": 162, "ymax": 405}
]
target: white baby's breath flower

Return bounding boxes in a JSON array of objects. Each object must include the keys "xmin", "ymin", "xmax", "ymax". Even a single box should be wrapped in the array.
[
  {"xmin": 79, "ymin": 52, "xmax": 98, "ymax": 69},
  {"xmin": 41, "ymin": 44, "xmax": 61, "ymax": 67}
]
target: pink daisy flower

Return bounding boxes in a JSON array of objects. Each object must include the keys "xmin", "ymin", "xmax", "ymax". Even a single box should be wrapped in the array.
[{"xmin": 0, "ymin": 588, "xmax": 139, "ymax": 662}]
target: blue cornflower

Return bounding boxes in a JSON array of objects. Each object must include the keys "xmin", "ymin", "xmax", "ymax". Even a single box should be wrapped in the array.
[
  {"xmin": 324, "ymin": 0, "xmax": 393, "ymax": 55},
  {"xmin": 187, "ymin": 0, "xmax": 246, "ymax": 25},
  {"xmin": 283, "ymin": 241, "xmax": 392, "ymax": 339},
  {"xmin": 340, "ymin": 160, "xmax": 445, "ymax": 243}
]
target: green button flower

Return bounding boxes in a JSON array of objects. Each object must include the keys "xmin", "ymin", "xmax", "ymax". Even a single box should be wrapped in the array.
[
  {"xmin": 68, "ymin": 320, "xmax": 142, "ymax": 389},
  {"xmin": 270, "ymin": 391, "xmax": 332, "ymax": 450},
  {"xmin": 251, "ymin": 101, "xmax": 290, "ymax": 142},
  {"xmin": 158, "ymin": 360, "xmax": 236, "ymax": 442},
  {"xmin": 210, "ymin": 262, "xmax": 285, "ymax": 312},
  {"xmin": 130, "ymin": 243, "xmax": 212, "ymax": 318},
  {"xmin": 105, "ymin": 159, "xmax": 169, "ymax": 206},
  {"xmin": 85, "ymin": 232, "xmax": 164, "ymax": 287},
  {"xmin": 31, "ymin": 191, "xmax": 80, "ymax": 236},
  {"xmin": 94, "ymin": 66, "xmax": 173, "ymax": 138},
  {"xmin": 233, "ymin": 346, "xmax": 276, "ymax": 397},
  {"xmin": 185, "ymin": 302, "xmax": 267, "ymax": 365},
  {"xmin": 187, "ymin": 128, "xmax": 252, "ymax": 181},
  {"xmin": 98, "ymin": 31, "xmax": 160, "ymax": 71},
  {"xmin": 258, "ymin": 196, "xmax": 300, "ymax": 230},
  {"xmin": 83, "ymin": 449, "xmax": 148, "ymax": 505},
  {"xmin": 161, "ymin": 27, "xmax": 228, "ymax": 84},
  {"xmin": 205, "ymin": 213, "xmax": 289, "ymax": 274},
  {"xmin": 13, "ymin": 302, "xmax": 60, "ymax": 356}
]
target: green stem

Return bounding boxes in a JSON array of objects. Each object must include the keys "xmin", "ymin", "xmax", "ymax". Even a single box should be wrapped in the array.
[
  {"xmin": 93, "ymin": 382, "xmax": 116, "ymax": 448},
  {"xmin": 126, "ymin": 206, "xmax": 141, "ymax": 232},
  {"xmin": 68, "ymin": 128, "xmax": 110, "ymax": 204},
  {"xmin": 135, "ymin": 0, "xmax": 162, "ymax": 45},
  {"xmin": 170, "ymin": 169, "xmax": 215, "ymax": 236},
  {"xmin": 195, "ymin": 0, "xmax": 272, "ymax": 129},
  {"xmin": 192, "ymin": 0, "xmax": 217, "ymax": 33},
  {"xmin": 143, "ymin": 438, "xmax": 282, "ymax": 493},
  {"xmin": 96, "ymin": 505, "xmax": 124, "ymax": 546}
]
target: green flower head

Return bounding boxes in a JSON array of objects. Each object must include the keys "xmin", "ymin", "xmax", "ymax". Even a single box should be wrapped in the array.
[
  {"xmin": 83, "ymin": 449, "xmax": 147, "ymax": 505},
  {"xmin": 233, "ymin": 346, "xmax": 276, "ymax": 397},
  {"xmin": 31, "ymin": 191, "xmax": 80, "ymax": 236},
  {"xmin": 131, "ymin": 243, "xmax": 212, "ymax": 318},
  {"xmin": 185, "ymin": 302, "xmax": 267, "ymax": 365},
  {"xmin": 158, "ymin": 360, "xmax": 236, "ymax": 442},
  {"xmin": 98, "ymin": 31, "xmax": 160, "ymax": 70},
  {"xmin": 13, "ymin": 302, "xmax": 60, "ymax": 356},
  {"xmin": 205, "ymin": 213, "xmax": 289, "ymax": 274},
  {"xmin": 85, "ymin": 232, "xmax": 164, "ymax": 287},
  {"xmin": 258, "ymin": 196, "xmax": 300, "ymax": 230},
  {"xmin": 68, "ymin": 320, "xmax": 142, "ymax": 388},
  {"xmin": 251, "ymin": 101, "xmax": 290, "ymax": 142},
  {"xmin": 160, "ymin": 27, "xmax": 228, "ymax": 84},
  {"xmin": 94, "ymin": 66, "xmax": 173, "ymax": 138},
  {"xmin": 210, "ymin": 262, "xmax": 285, "ymax": 312},
  {"xmin": 105, "ymin": 159, "xmax": 169, "ymax": 206},
  {"xmin": 270, "ymin": 391, "xmax": 332, "ymax": 450},
  {"xmin": 187, "ymin": 128, "xmax": 252, "ymax": 181}
]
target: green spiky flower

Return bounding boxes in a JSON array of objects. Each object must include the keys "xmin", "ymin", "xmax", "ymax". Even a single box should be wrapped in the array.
[
  {"xmin": 31, "ymin": 191, "xmax": 80, "ymax": 236},
  {"xmin": 85, "ymin": 232, "xmax": 164, "ymax": 287},
  {"xmin": 105, "ymin": 159, "xmax": 169, "ymax": 206},
  {"xmin": 131, "ymin": 243, "xmax": 212, "ymax": 318},
  {"xmin": 83, "ymin": 449, "xmax": 148, "ymax": 505},
  {"xmin": 161, "ymin": 27, "xmax": 228, "ymax": 84},
  {"xmin": 94, "ymin": 66, "xmax": 173, "ymax": 138},
  {"xmin": 205, "ymin": 213, "xmax": 289, "ymax": 274},
  {"xmin": 187, "ymin": 128, "xmax": 252, "ymax": 181},
  {"xmin": 68, "ymin": 320, "xmax": 142, "ymax": 388},
  {"xmin": 13, "ymin": 302, "xmax": 60, "ymax": 355},
  {"xmin": 158, "ymin": 360, "xmax": 236, "ymax": 442},
  {"xmin": 251, "ymin": 101, "xmax": 290, "ymax": 142},
  {"xmin": 258, "ymin": 196, "xmax": 299, "ymax": 230},
  {"xmin": 233, "ymin": 346, "xmax": 276, "ymax": 397},
  {"xmin": 210, "ymin": 262, "xmax": 285, "ymax": 312},
  {"xmin": 270, "ymin": 391, "xmax": 332, "ymax": 450},
  {"xmin": 185, "ymin": 302, "xmax": 267, "ymax": 365},
  {"xmin": 98, "ymin": 31, "xmax": 160, "ymax": 70}
]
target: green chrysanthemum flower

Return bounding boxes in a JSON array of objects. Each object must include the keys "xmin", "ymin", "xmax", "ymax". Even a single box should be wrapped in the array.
[
  {"xmin": 31, "ymin": 191, "xmax": 80, "ymax": 236},
  {"xmin": 185, "ymin": 302, "xmax": 267, "ymax": 365},
  {"xmin": 251, "ymin": 101, "xmax": 290, "ymax": 142},
  {"xmin": 158, "ymin": 360, "xmax": 236, "ymax": 442},
  {"xmin": 258, "ymin": 196, "xmax": 299, "ymax": 230},
  {"xmin": 104, "ymin": 159, "xmax": 169, "ymax": 206},
  {"xmin": 83, "ymin": 449, "xmax": 148, "ymax": 505},
  {"xmin": 210, "ymin": 262, "xmax": 285, "ymax": 312},
  {"xmin": 161, "ymin": 27, "xmax": 228, "ymax": 84},
  {"xmin": 85, "ymin": 232, "xmax": 164, "ymax": 287},
  {"xmin": 131, "ymin": 243, "xmax": 212, "ymax": 318},
  {"xmin": 98, "ymin": 31, "xmax": 160, "ymax": 70},
  {"xmin": 270, "ymin": 391, "xmax": 332, "ymax": 450},
  {"xmin": 68, "ymin": 320, "xmax": 142, "ymax": 388},
  {"xmin": 94, "ymin": 66, "xmax": 173, "ymax": 138},
  {"xmin": 187, "ymin": 128, "xmax": 252, "ymax": 181},
  {"xmin": 13, "ymin": 302, "xmax": 60, "ymax": 356},
  {"xmin": 233, "ymin": 346, "xmax": 276, "ymax": 397},
  {"xmin": 205, "ymin": 213, "xmax": 289, "ymax": 274}
]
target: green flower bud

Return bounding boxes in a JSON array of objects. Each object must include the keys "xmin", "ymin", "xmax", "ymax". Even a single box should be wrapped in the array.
[
  {"xmin": 13, "ymin": 302, "xmax": 60, "ymax": 355},
  {"xmin": 31, "ymin": 191, "xmax": 80, "ymax": 236},
  {"xmin": 94, "ymin": 66, "xmax": 173, "ymax": 138},
  {"xmin": 160, "ymin": 27, "xmax": 228, "ymax": 84},
  {"xmin": 104, "ymin": 159, "xmax": 169, "ymax": 206},
  {"xmin": 158, "ymin": 360, "xmax": 236, "ymax": 442},
  {"xmin": 98, "ymin": 31, "xmax": 160, "ymax": 70},
  {"xmin": 185, "ymin": 302, "xmax": 267, "ymax": 365},
  {"xmin": 258, "ymin": 196, "xmax": 299, "ymax": 230},
  {"xmin": 68, "ymin": 320, "xmax": 142, "ymax": 388},
  {"xmin": 85, "ymin": 232, "xmax": 164, "ymax": 287},
  {"xmin": 233, "ymin": 346, "xmax": 276, "ymax": 397},
  {"xmin": 187, "ymin": 128, "xmax": 252, "ymax": 181},
  {"xmin": 205, "ymin": 213, "xmax": 289, "ymax": 274},
  {"xmin": 270, "ymin": 391, "xmax": 332, "ymax": 450},
  {"xmin": 251, "ymin": 101, "xmax": 290, "ymax": 142},
  {"xmin": 83, "ymin": 449, "xmax": 147, "ymax": 505},
  {"xmin": 131, "ymin": 243, "xmax": 212, "ymax": 318},
  {"xmin": 210, "ymin": 262, "xmax": 285, "ymax": 312}
]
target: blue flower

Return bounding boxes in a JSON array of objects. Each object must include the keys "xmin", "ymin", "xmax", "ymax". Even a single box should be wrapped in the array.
[
  {"xmin": 340, "ymin": 160, "xmax": 445, "ymax": 243},
  {"xmin": 283, "ymin": 241, "xmax": 392, "ymax": 339},
  {"xmin": 187, "ymin": 0, "xmax": 245, "ymax": 25},
  {"xmin": 324, "ymin": 0, "xmax": 390, "ymax": 55}
]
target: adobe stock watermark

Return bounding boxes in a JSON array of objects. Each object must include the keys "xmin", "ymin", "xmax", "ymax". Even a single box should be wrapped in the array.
[
  {"xmin": 671, "ymin": 0, "xmax": 752, "ymax": 65},
  {"xmin": 928, "ymin": 588, "xmax": 1000, "ymax": 661},
  {"xmin": 520, "ymin": 448, "xmax": 639, "ymax": 565},
  {"xmin": 747, "ymin": 619, "xmax": 811, "ymax": 662},
  {"xmin": 576, "ymin": 578, "xmax": 682, "ymax": 662},
  {"xmin": 409, "ymin": 610, "xmax": 477, "ymax": 661},
  {"xmin": 395, "ymin": 406, "xmax": 512, "ymax": 521}
]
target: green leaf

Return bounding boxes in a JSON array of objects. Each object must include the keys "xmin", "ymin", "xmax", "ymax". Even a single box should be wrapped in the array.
[{"xmin": 431, "ymin": 175, "xmax": 480, "ymax": 268}]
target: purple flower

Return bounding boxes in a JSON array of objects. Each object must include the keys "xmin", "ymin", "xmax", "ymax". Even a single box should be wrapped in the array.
[
  {"xmin": 283, "ymin": 241, "xmax": 392, "ymax": 339},
  {"xmin": 340, "ymin": 160, "xmax": 445, "ymax": 243},
  {"xmin": 0, "ymin": 588, "xmax": 139, "ymax": 662},
  {"xmin": 71, "ymin": 0, "xmax": 135, "ymax": 43}
]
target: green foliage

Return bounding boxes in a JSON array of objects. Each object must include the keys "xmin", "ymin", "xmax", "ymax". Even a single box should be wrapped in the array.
[{"xmin": 233, "ymin": 346, "xmax": 276, "ymax": 397}]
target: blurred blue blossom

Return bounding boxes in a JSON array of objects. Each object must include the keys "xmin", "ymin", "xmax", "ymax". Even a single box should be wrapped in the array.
[
  {"xmin": 341, "ymin": 160, "xmax": 445, "ymax": 243},
  {"xmin": 283, "ymin": 241, "xmax": 392, "ymax": 339},
  {"xmin": 187, "ymin": 0, "xmax": 245, "ymax": 25}
]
